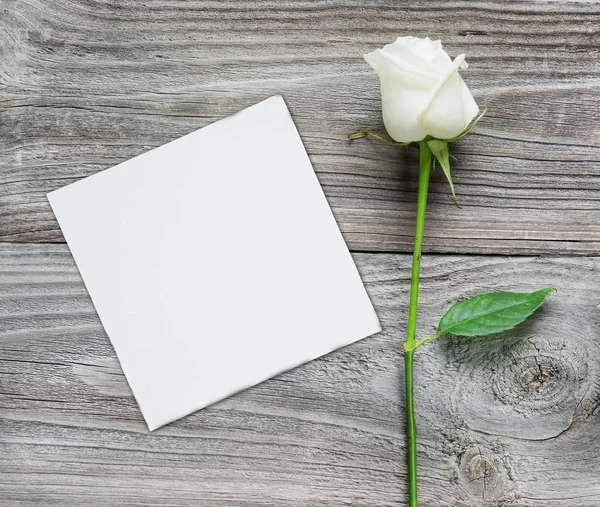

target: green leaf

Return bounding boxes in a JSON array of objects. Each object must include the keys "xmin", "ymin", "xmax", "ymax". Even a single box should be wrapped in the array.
[
  {"xmin": 445, "ymin": 106, "xmax": 487, "ymax": 142},
  {"xmin": 427, "ymin": 139, "xmax": 460, "ymax": 208},
  {"xmin": 437, "ymin": 288, "xmax": 556, "ymax": 337}
]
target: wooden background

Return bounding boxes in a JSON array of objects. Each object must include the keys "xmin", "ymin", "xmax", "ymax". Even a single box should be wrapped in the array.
[{"xmin": 1, "ymin": 1, "xmax": 599, "ymax": 505}]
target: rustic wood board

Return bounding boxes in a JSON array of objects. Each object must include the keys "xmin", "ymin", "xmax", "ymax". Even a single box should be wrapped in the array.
[
  {"xmin": 1, "ymin": 0, "xmax": 600, "ymax": 254},
  {"xmin": 1, "ymin": 243, "xmax": 599, "ymax": 506},
  {"xmin": 2, "ymin": 1, "xmax": 600, "ymax": 505}
]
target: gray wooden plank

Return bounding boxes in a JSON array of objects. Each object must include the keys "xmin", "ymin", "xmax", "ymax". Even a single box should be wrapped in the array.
[
  {"xmin": 1, "ymin": 243, "xmax": 599, "ymax": 506},
  {"xmin": 1, "ymin": 1, "xmax": 599, "ymax": 254}
]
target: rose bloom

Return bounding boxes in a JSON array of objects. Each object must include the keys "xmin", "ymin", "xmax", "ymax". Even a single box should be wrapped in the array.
[{"xmin": 365, "ymin": 36, "xmax": 479, "ymax": 143}]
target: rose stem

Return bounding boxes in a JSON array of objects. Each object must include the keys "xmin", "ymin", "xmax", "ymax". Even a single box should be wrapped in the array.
[{"xmin": 404, "ymin": 140, "xmax": 431, "ymax": 507}]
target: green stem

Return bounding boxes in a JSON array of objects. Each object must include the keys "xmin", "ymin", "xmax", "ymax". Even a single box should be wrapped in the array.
[
  {"xmin": 404, "ymin": 350, "xmax": 417, "ymax": 506},
  {"xmin": 404, "ymin": 140, "xmax": 431, "ymax": 507}
]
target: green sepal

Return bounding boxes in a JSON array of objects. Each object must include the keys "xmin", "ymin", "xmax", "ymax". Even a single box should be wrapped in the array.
[
  {"xmin": 347, "ymin": 130, "xmax": 411, "ymax": 147},
  {"xmin": 427, "ymin": 139, "xmax": 460, "ymax": 208}
]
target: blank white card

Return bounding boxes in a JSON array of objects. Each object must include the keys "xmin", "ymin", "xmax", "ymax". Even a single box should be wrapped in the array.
[{"xmin": 48, "ymin": 96, "xmax": 381, "ymax": 430}]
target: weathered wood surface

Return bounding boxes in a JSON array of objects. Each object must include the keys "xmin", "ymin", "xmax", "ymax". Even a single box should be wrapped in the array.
[
  {"xmin": 2, "ymin": 1, "xmax": 600, "ymax": 505},
  {"xmin": 1, "ymin": 0, "xmax": 600, "ymax": 254},
  {"xmin": 1, "ymin": 243, "xmax": 599, "ymax": 506}
]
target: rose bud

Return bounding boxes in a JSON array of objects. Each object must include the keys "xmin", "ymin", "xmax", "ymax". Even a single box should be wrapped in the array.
[{"xmin": 364, "ymin": 36, "xmax": 479, "ymax": 143}]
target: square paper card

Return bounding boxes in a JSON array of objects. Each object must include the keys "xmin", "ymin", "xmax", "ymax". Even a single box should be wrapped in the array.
[{"xmin": 48, "ymin": 95, "xmax": 381, "ymax": 430}]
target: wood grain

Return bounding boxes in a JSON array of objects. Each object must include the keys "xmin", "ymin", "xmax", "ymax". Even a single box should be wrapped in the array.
[
  {"xmin": 2, "ymin": 1, "xmax": 600, "ymax": 505},
  {"xmin": 1, "ymin": 243, "xmax": 599, "ymax": 506},
  {"xmin": 1, "ymin": 0, "xmax": 600, "ymax": 254}
]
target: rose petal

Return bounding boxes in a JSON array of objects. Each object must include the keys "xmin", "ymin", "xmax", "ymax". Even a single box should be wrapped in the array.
[
  {"xmin": 409, "ymin": 37, "xmax": 442, "ymax": 61},
  {"xmin": 365, "ymin": 47, "xmax": 436, "ymax": 84},
  {"xmin": 420, "ymin": 70, "xmax": 479, "ymax": 139},
  {"xmin": 428, "ymin": 43, "xmax": 453, "ymax": 69}
]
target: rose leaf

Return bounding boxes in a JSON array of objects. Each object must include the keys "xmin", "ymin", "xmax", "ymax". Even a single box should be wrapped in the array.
[{"xmin": 437, "ymin": 288, "xmax": 556, "ymax": 337}]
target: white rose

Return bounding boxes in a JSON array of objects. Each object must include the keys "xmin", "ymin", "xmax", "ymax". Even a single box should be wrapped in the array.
[{"xmin": 364, "ymin": 36, "xmax": 479, "ymax": 143}]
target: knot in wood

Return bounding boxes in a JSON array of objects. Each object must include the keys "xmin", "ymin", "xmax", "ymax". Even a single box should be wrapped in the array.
[
  {"xmin": 449, "ymin": 336, "xmax": 589, "ymax": 439},
  {"xmin": 468, "ymin": 453, "xmax": 498, "ymax": 488},
  {"xmin": 456, "ymin": 446, "xmax": 513, "ymax": 501},
  {"xmin": 492, "ymin": 351, "xmax": 575, "ymax": 413}
]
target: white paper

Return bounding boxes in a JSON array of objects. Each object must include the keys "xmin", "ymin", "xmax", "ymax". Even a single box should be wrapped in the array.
[{"xmin": 48, "ymin": 95, "xmax": 381, "ymax": 430}]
